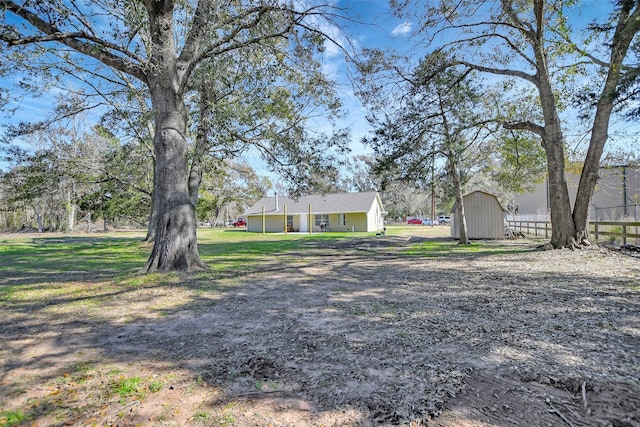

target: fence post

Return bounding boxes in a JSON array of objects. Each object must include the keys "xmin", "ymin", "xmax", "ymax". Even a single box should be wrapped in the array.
[
  {"xmin": 622, "ymin": 224, "xmax": 627, "ymax": 246},
  {"xmin": 594, "ymin": 223, "xmax": 599, "ymax": 242}
]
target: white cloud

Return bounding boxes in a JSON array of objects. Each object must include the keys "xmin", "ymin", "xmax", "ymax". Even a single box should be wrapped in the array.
[{"xmin": 391, "ymin": 21, "xmax": 412, "ymax": 37}]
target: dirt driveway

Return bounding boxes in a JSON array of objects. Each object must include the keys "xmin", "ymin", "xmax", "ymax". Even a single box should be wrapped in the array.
[{"xmin": 1, "ymin": 228, "xmax": 639, "ymax": 426}]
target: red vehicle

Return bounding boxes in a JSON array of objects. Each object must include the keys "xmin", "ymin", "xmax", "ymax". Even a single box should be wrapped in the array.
[
  {"xmin": 232, "ymin": 218, "xmax": 247, "ymax": 227},
  {"xmin": 407, "ymin": 218, "xmax": 422, "ymax": 225}
]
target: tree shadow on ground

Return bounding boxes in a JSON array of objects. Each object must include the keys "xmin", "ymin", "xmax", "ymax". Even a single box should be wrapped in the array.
[{"xmin": 1, "ymin": 234, "xmax": 639, "ymax": 426}]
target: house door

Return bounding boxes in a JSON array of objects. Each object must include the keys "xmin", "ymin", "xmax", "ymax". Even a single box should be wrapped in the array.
[{"xmin": 299, "ymin": 214, "xmax": 308, "ymax": 232}]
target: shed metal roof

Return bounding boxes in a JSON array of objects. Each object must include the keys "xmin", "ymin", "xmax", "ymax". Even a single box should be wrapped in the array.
[{"xmin": 451, "ymin": 190, "xmax": 507, "ymax": 213}]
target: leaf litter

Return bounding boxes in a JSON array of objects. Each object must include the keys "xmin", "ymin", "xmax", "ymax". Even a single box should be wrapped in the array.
[{"xmin": 1, "ymin": 230, "xmax": 639, "ymax": 426}]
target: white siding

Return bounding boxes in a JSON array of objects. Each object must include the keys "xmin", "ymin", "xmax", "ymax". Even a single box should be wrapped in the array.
[
  {"xmin": 514, "ymin": 167, "xmax": 640, "ymax": 220},
  {"xmin": 243, "ymin": 192, "xmax": 385, "ymax": 233},
  {"xmin": 452, "ymin": 191, "xmax": 505, "ymax": 239}
]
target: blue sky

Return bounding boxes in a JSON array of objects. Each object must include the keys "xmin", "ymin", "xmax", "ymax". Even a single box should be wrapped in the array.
[
  {"xmin": 1, "ymin": 0, "xmax": 638, "ymax": 177},
  {"xmin": 310, "ymin": 1, "xmax": 419, "ymax": 149},
  {"xmin": 334, "ymin": 0, "xmax": 639, "ymax": 161},
  {"xmin": 316, "ymin": 0, "xmax": 630, "ymax": 153}
]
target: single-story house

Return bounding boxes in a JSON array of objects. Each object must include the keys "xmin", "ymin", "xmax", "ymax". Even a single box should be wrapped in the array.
[
  {"xmin": 451, "ymin": 190, "xmax": 506, "ymax": 239},
  {"xmin": 244, "ymin": 191, "xmax": 386, "ymax": 233}
]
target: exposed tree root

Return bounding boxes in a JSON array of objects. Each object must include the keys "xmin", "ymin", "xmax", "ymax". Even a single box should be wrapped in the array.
[{"xmin": 541, "ymin": 236, "xmax": 595, "ymax": 251}]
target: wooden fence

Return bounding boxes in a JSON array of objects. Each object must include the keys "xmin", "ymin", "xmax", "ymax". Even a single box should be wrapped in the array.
[{"xmin": 506, "ymin": 220, "xmax": 640, "ymax": 245}]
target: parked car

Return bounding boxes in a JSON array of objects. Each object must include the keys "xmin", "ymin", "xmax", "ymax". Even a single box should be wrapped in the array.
[
  {"xmin": 407, "ymin": 218, "xmax": 422, "ymax": 225},
  {"xmin": 422, "ymin": 218, "xmax": 437, "ymax": 226},
  {"xmin": 232, "ymin": 218, "xmax": 247, "ymax": 227},
  {"xmin": 438, "ymin": 215, "xmax": 451, "ymax": 224}
]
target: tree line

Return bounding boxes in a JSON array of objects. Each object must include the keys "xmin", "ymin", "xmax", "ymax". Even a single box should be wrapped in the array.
[{"xmin": 0, "ymin": 120, "xmax": 272, "ymax": 233}]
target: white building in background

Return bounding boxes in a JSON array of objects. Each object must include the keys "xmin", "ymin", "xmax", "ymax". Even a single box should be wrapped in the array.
[{"xmin": 513, "ymin": 165, "xmax": 640, "ymax": 221}]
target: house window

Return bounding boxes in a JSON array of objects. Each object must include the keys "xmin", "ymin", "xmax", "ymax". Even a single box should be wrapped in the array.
[
  {"xmin": 315, "ymin": 214, "xmax": 329, "ymax": 227},
  {"xmin": 287, "ymin": 215, "xmax": 293, "ymax": 227},
  {"xmin": 339, "ymin": 213, "xmax": 346, "ymax": 226}
]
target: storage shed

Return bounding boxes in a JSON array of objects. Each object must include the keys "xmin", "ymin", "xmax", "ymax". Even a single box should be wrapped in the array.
[{"xmin": 451, "ymin": 190, "xmax": 506, "ymax": 239}]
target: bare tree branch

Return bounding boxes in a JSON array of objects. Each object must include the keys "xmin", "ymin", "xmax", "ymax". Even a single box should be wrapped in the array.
[
  {"xmin": 503, "ymin": 120, "xmax": 545, "ymax": 138},
  {"xmin": 0, "ymin": 0, "xmax": 147, "ymax": 81},
  {"xmin": 458, "ymin": 60, "xmax": 538, "ymax": 84}
]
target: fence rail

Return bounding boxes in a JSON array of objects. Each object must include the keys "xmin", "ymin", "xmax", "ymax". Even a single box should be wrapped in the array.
[
  {"xmin": 506, "ymin": 220, "xmax": 552, "ymax": 238},
  {"xmin": 506, "ymin": 220, "xmax": 640, "ymax": 245}
]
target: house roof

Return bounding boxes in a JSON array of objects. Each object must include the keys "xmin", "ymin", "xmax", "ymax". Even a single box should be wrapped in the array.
[{"xmin": 244, "ymin": 191, "xmax": 383, "ymax": 216}]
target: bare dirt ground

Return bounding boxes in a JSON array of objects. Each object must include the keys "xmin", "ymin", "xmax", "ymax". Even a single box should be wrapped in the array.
[{"xmin": 1, "ymin": 228, "xmax": 639, "ymax": 426}]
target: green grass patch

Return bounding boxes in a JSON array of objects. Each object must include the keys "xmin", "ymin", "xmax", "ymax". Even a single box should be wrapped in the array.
[
  {"xmin": 404, "ymin": 238, "xmax": 533, "ymax": 257},
  {"xmin": 0, "ymin": 228, "xmax": 534, "ymax": 320},
  {"xmin": 0, "ymin": 229, "xmax": 367, "ymax": 287},
  {"xmin": 0, "ymin": 410, "xmax": 25, "ymax": 427},
  {"xmin": 148, "ymin": 380, "xmax": 163, "ymax": 393},
  {"xmin": 192, "ymin": 411, "xmax": 211, "ymax": 423},
  {"xmin": 0, "ymin": 236, "xmax": 146, "ymax": 275},
  {"xmin": 113, "ymin": 376, "xmax": 143, "ymax": 399},
  {"xmin": 212, "ymin": 412, "xmax": 236, "ymax": 426}
]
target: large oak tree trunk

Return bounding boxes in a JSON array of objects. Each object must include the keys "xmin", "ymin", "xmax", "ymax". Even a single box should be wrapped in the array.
[
  {"xmin": 532, "ymin": 20, "xmax": 576, "ymax": 249},
  {"xmin": 141, "ymin": 0, "xmax": 204, "ymax": 272},
  {"xmin": 142, "ymin": 91, "xmax": 205, "ymax": 272},
  {"xmin": 545, "ymin": 135, "xmax": 576, "ymax": 248}
]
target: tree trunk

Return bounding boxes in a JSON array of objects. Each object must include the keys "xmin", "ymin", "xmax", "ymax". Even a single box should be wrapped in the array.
[
  {"xmin": 449, "ymin": 153, "xmax": 469, "ymax": 244},
  {"xmin": 545, "ymin": 137, "xmax": 576, "ymax": 248},
  {"xmin": 572, "ymin": 99, "xmax": 609, "ymax": 243},
  {"xmin": 144, "ymin": 184, "xmax": 158, "ymax": 242},
  {"xmin": 143, "ymin": 118, "xmax": 158, "ymax": 242},
  {"xmin": 531, "ymin": 19, "xmax": 576, "ymax": 248},
  {"xmin": 68, "ymin": 204, "xmax": 75, "ymax": 231},
  {"xmin": 141, "ymin": 1, "xmax": 204, "ymax": 272},
  {"xmin": 188, "ymin": 80, "xmax": 212, "ymax": 211},
  {"xmin": 66, "ymin": 187, "xmax": 76, "ymax": 231},
  {"xmin": 142, "ymin": 86, "xmax": 205, "ymax": 272},
  {"xmin": 572, "ymin": 4, "xmax": 639, "ymax": 243},
  {"xmin": 430, "ymin": 146, "xmax": 436, "ymax": 228},
  {"xmin": 188, "ymin": 160, "xmax": 203, "ymax": 212},
  {"xmin": 35, "ymin": 208, "xmax": 43, "ymax": 232},
  {"xmin": 215, "ymin": 208, "xmax": 223, "ymax": 228}
]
